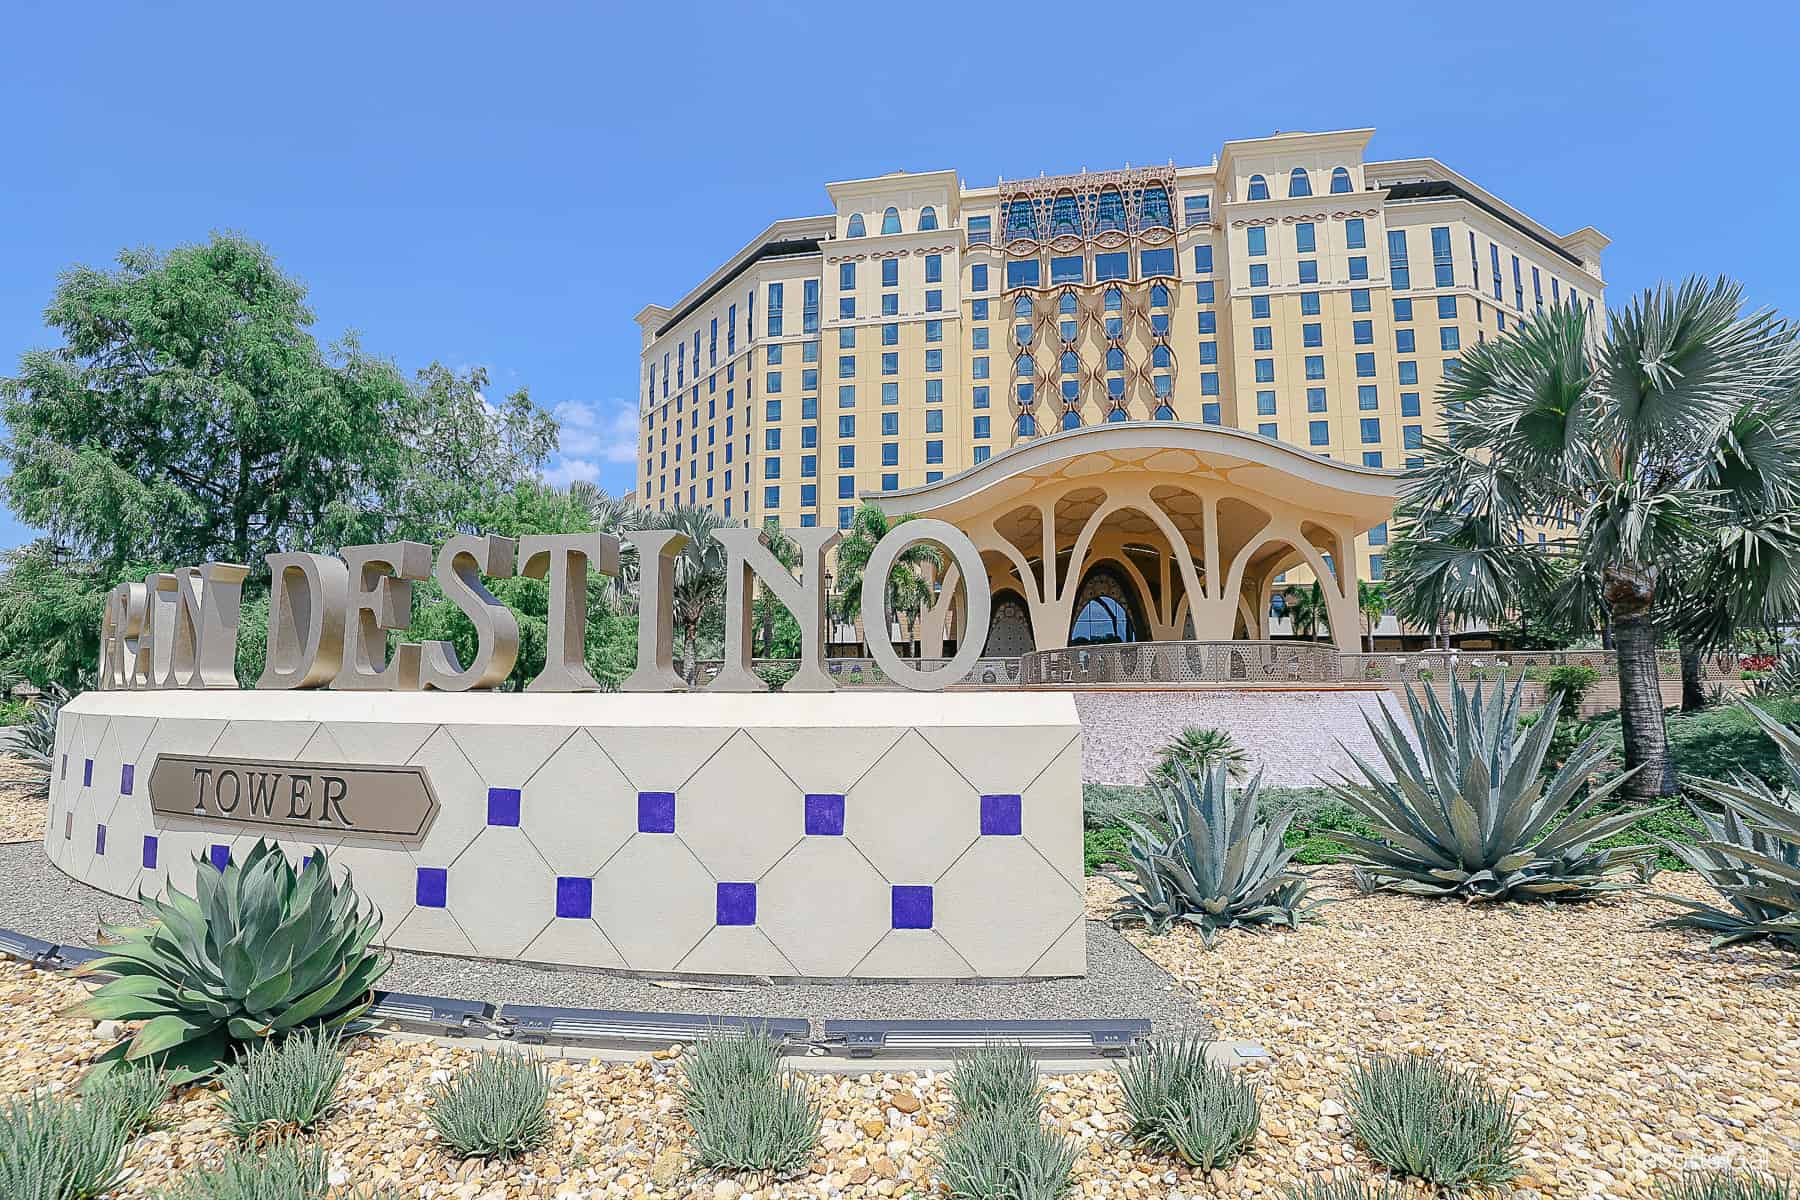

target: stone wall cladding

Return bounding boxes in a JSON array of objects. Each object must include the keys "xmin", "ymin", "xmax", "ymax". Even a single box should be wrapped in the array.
[
  {"xmin": 1074, "ymin": 688, "xmax": 1410, "ymax": 788},
  {"xmin": 46, "ymin": 691, "xmax": 1084, "ymax": 981}
]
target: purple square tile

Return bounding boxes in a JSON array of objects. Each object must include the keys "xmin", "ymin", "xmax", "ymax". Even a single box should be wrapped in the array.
[
  {"xmin": 891, "ymin": 885, "xmax": 933, "ymax": 930},
  {"xmin": 416, "ymin": 866, "xmax": 448, "ymax": 908},
  {"xmin": 82, "ymin": 758, "xmax": 93, "ymax": 787},
  {"xmin": 120, "ymin": 763, "xmax": 135, "ymax": 796},
  {"xmin": 208, "ymin": 844, "xmax": 231, "ymax": 872},
  {"xmin": 95, "ymin": 824, "xmax": 106, "ymax": 855},
  {"xmin": 555, "ymin": 876, "xmax": 592, "ymax": 919},
  {"xmin": 637, "ymin": 791, "xmax": 676, "ymax": 833},
  {"xmin": 141, "ymin": 835, "xmax": 158, "ymax": 869},
  {"xmin": 486, "ymin": 787, "xmax": 521, "ymax": 826},
  {"xmin": 804, "ymin": 793, "xmax": 845, "ymax": 836},
  {"xmin": 716, "ymin": 882, "xmax": 756, "ymax": 926},
  {"xmin": 980, "ymin": 794, "xmax": 1023, "ymax": 836}
]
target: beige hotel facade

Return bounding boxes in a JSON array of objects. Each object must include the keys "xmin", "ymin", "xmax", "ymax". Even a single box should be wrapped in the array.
[{"xmin": 634, "ymin": 128, "xmax": 1607, "ymax": 654}]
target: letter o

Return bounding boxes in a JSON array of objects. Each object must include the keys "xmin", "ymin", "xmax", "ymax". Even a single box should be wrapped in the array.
[{"xmin": 860, "ymin": 519, "xmax": 991, "ymax": 692}]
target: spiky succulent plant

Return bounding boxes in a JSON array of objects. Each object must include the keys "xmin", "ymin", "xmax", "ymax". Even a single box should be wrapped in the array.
[
  {"xmin": 70, "ymin": 839, "xmax": 388, "ymax": 1084},
  {"xmin": 1105, "ymin": 763, "xmax": 1316, "ymax": 942},
  {"xmin": 1326, "ymin": 675, "xmax": 1655, "ymax": 900},
  {"xmin": 1148, "ymin": 726, "xmax": 1250, "ymax": 787},
  {"xmin": 1657, "ymin": 702, "xmax": 1800, "ymax": 955}
]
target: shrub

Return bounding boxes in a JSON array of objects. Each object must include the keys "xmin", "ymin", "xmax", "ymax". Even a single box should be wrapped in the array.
[
  {"xmin": 83, "ymin": 1061, "xmax": 169, "ymax": 1139},
  {"xmin": 755, "ymin": 661, "xmax": 799, "ymax": 690},
  {"xmin": 1344, "ymin": 1055, "xmax": 1519, "ymax": 1187},
  {"xmin": 0, "ymin": 1090, "xmax": 132, "ymax": 1200},
  {"xmin": 429, "ymin": 1049, "xmax": 553, "ymax": 1161},
  {"xmin": 218, "ymin": 1026, "xmax": 345, "ymax": 1143},
  {"xmin": 1082, "ymin": 783, "xmax": 1157, "ymax": 831},
  {"xmin": 950, "ymin": 1044, "xmax": 1042, "ymax": 1122},
  {"xmin": 1149, "ymin": 726, "xmax": 1251, "ymax": 787},
  {"xmin": 1543, "ymin": 664, "xmax": 1600, "ymax": 710},
  {"xmin": 11, "ymin": 683, "xmax": 69, "ymax": 799},
  {"xmin": 1655, "ymin": 1170, "xmax": 1797, "ymax": 1200},
  {"xmin": 157, "ymin": 1139, "xmax": 329, "ymax": 1200},
  {"xmin": 1117, "ymin": 1034, "xmax": 1257, "ymax": 1169},
  {"xmin": 70, "ymin": 840, "xmax": 387, "ymax": 1084},
  {"xmin": 679, "ymin": 1030, "xmax": 819, "ymax": 1175},
  {"xmin": 1749, "ymin": 649, "xmax": 1800, "ymax": 699},
  {"xmin": 1658, "ymin": 702, "xmax": 1800, "ymax": 956},
  {"xmin": 1105, "ymin": 763, "xmax": 1317, "ymax": 941},
  {"xmin": 935, "ymin": 1106, "xmax": 1078, "ymax": 1200},
  {"xmin": 1281, "ymin": 1174, "xmax": 1416, "ymax": 1200},
  {"xmin": 1326, "ymin": 676, "xmax": 1655, "ymax": 900}
]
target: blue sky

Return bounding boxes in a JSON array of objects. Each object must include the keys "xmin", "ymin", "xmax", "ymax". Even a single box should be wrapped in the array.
[{"xmin": 3, "ymin": 2, "xmax": 1796, "ymax": 553}]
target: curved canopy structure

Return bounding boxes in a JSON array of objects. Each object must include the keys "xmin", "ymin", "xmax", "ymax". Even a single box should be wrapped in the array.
[{"xmin": 870, "ymin": 423, "xmax": 1399, "ymax": 655}]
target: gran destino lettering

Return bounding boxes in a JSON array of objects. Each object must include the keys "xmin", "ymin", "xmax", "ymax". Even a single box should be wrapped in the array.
[{"xmin": 96, "ymin": 520, "xmax": 991, "ymax": 695}]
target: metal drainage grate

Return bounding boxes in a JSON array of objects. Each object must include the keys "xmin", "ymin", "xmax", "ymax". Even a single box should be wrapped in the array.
[
  {"xmin": 0, "ymin": 928, "xmax": 57, "ymax": 966},
  {"xmin": 497, "ymin": 1004, "xmax": 808, "ymax": 1051},
  {"xmin": 821, "ymin": 1019, "xmax": 1151, "ymax": 1059},
  {"xmin": 368, "ymin": 991, "xmax": 496, "ymax": 1036}
]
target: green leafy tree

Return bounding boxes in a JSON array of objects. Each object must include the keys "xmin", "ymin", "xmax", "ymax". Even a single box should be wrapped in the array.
[
  {"xmin": 833, "ymin": 504, "xmax": 941, "ymax": 652},
  {"xmin": 1390, "ymin": 279, "xmax": 1800, "ymax": 799},
  {"xmin": 1281, "ymin": 582, "xmax": 1330, "ymax": 642},
  {"xmin": 1357, "ymin": 580, "xmax": 1387, "ymax": 652},
  {"xmin": 0, "ymin": 541, "xmax": 124, "ymax": 686},
  {"xmin": 654, "ymin": 505, "xmax": 731, "ymax": 683}
]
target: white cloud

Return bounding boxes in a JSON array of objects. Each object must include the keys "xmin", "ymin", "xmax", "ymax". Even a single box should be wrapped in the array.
[
  {"xmin": 541, "ymin": 457, "xmax": 601, "ymax": 487},
  {"xmin": 552, "ymin": 397, "xmax": 638, "ymax": 464}
]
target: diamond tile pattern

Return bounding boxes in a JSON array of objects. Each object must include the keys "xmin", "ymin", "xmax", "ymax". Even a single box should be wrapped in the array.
[{"xmin": 47, "ymin": 698, "xmax": 1084, "ymax": 979}]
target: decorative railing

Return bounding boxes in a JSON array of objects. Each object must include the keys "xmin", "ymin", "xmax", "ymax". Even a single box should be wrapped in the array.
[
  {"xmin": 1019, "ymin": 641, "xmax": 1344, "ymax": 686},
  {"xmin": 1336, "ymin": 648, "xmax": 1740, "ymax": 685},
  {"xmin": 690, "ymin": 657, "xmax": 1024, "ymax": 689}
]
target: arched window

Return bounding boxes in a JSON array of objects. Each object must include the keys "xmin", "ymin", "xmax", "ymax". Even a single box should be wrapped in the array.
[
  {"xmin": 1061, "ymin": 409, "xmax": 1082, "ymax": 430},
  {"xmin": 881, "ymin": 207, "xmax": 902, "ymax": 235},
  {"xmin": 1050, "ymin": 194, "xmax": 1080, "ymax": 237},
  {"xmin": 1058, "ymin": 293, "xmax": 1077, "ymax": 315},
  {"xmin": 1152, "ymin": 345, "xmax": 1171, "ymax": 369},
  {"xmin": 1330, "ymin": 167, "xmax": 1352, "ymax": 194},
  {"xmin": 1106, "ymin": 406, "xmax": 1127, "ymax": 423},
  {"xmin": 1060, "ymin": 350, "xmax": 1079, "ymax": 375},
  {"xmin": 1104, "ymin": 286, "xmax": 1122, "ymax": 312},
  {"xmin": 1106, "ymin": 347, "xmax": 1125, "ymax": 372},
  {"xmin": 1150, "ymin": 283, "xmax": 1169, "ymax": 307},
  {"xmin": 1095, "ymin": 190, "xmax": 1126, "ymax": 233},
  {"xmin": 1061, "ymin": 379, "xmax": 1078, "ymax": 402},
  {"xmin": 1247, "ymin": 174, "xmax": 1269, "ymax": 201},
  {"xmin": 1018, "ymin": 413, "xmax": 1037, "ymax": 436},
  {"xmin": 1014, "ymin": 295, "xmax": 1033, "ymax": 318},
  {"xmin": 1016, "ymin": 353, "xmax": 1035, "ymax": 378},
  {"xmin": 1154, "ymin": 404, "xmax": 1175, "ymax": 421},
  {"xmin": 1005, "ymin": 200, "xmax": 1036, "ymax": 241},
  {"xmin": 918, "ymin": 205, "xmax": 938, "ymax": 231},
  {"xmin": 846, "ymin": 213, "xmax": 866, "ymax": 238},
  {"xmin": 1288, "ymin": 167, "xmax": 1312, "ymax": 198},
  {"xmin": 1140, "ymin": 187, "xmax": 1172, "ymax": 230}
]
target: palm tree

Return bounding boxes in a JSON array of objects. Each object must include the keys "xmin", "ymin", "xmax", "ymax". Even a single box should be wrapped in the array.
[
  {"xmin": 659, "ymin": 505, "xmax": 731, "ymax": 684},
  {"xmin": 568, "ymin": 481, "xmax": 647, "ymax": 603},
  {"xmin": 833, "ymin": 504, "xmax": 942, "ymax": 654},
  {"xmin": 753, "ymin": 521, "xmax": 799, "ymax": 658},
  {"xmin": 1281, "ymin": 582, "xmax": 1330, "ymax": 642},
  {"xmin": 1357, "ymin": 580, "xmax": 1387, "ymax": 653},
  {"xmin": 1390, "ymin": 278, "xmax": 1800, "ymax": 800}
]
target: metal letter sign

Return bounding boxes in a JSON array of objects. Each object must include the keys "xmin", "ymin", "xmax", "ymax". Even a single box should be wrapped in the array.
[{"xmin": 147, "ymin": 754, "xmax": 440, "ymax": 844}]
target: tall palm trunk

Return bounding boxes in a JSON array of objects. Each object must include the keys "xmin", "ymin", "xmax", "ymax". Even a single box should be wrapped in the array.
[
  {"xmin": 1605, "ymin": 564, "xmax": 1674, "ymax": 799},
  {"xmin": 1678, "ymin": 639, "xmax": 1707, "ymax": 711},
  {"xmin": 682, "ymin": 620, "xmax": 699, "ymax": 686}
]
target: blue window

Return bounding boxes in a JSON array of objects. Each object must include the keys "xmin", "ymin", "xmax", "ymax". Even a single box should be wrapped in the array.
[
  {"xmin": 1307, "ymin": 387, "xmax": 1327, "ymax": 413},
  {"xmin": 926, "ymin": 440, "xmax": 943, "ymax": 464},
  {"xmin": 846, "ymin": 214, "xmax": 865, "ymax": 238},
  {"xmin": 881, "ymin": 412, "xmax": 898, "ymax": 436},
  {"xmin": 1358, "ymin": 385, "xmax": 1378, "ymax": 410},
  {"xmin": 887, "ymin": 294, "xmax": 902, "ymax": 315},
  {"xmin": 1368, "ymin": 554, "xmax": 1384, "ymax": 581},
  {"xmin": 1350, "ymin": 289, "xmax": 1371, "ymax": 312},
  {"xmin": 765, "ymin": 485, "xmax": 780, "ymax": 506},
  {"xmin": 1095, "ymin": 251, "xmax": 1129, "ymax": 281},
  {"xmin": 1194, "ymin": 281, "xmax": 1215, "ymax": 303},
  {"xmin": 1254, "ymin": 359, "xmax": 1275, "ymax": 383},
  {"xmin": 764, "ymin": 429, "xmax": 780, "ymax": 451},
  {"xmin": 1309, "ymin": 420, "xmax": 1329, "ymax": 446},
  {"xmin": 1437, "ymin": 294, "xmax": 1458, "ymax": 320},
  {"xmin": 925, "ymin": 320, "xmax": 942, "ymax": 343},
  {"xmin": 1393, "ymin": 298, "xmax": 1413, "ymax": 322},
  {"xmin": 881, "ymin": 258, "xmax": 898, "ymax": 287},
  {"xmin": 881, "ymin": 443, "xmax": 898, "ymax": 467},
  {"xmin": 1305, "ymin": 355, "xmax": 1326, "ymax": 380},
  {"xmin": 1258, "ymin": 421, "xmax": 1278, "ymax": 438},
  {"xmin": 1398, "ymin": 361, "xmax": 1418, "ymax": 386},
  {"xmin": 766, "ymin": 399, "xmax": 781, "ymax": 422},
  {"xmin": 967, "ymin": 214, "xmax": 991, "ymax": 244},
  {"xmin": 918, "ymin": 206, "xmax": 938, "ymax": 231},
  {"xmin": 1288, "ymin": 167, "xmax": 1312, "ymax": 198},
  {"xmin": 925, "ymin": 254, "xmax": 942, "ymax": 283},
  {"xmin": 1404, "ymin": 424, "xmax": 1424, "ymax": 449},
  {"xmin": 1246, "ymin": 227, "xmax": 1267, "ymax": 256},
  {"xmin": 882, "ymin": 472, "xmax": 899, "ymax": 490},
  {"xmin": 839, "ymin": 384, "xmax": 857, "ymax": 408},
  {"xmin": 881, "ymin": 207, "xmax": 901, "ymax": 235},
  {"xmin": 1296, "ymin": 222, "xmax": 1316, "ymax": 253},
  {"xmin": 839, "ymin": 294, "xmax": 855, "ymax": 319},
  {"xmin": 971, "ymin": 263, "xmax": 988, "ymax": 292},
  {"xmin": 1183, "ymin": 193, "xmax": 1211, "ymax": 227},
  {"xmin": 839, "ymin": 445, "xmax": 855, "ymax": 468},
  {"xmin": 1388, "ymin": 229, "xmax": 1410, "ymax": 290},
  {"xmin": 1253, "ymin": 326, "xmax": 1273, "ymax": 351},
  {"xmin": 839, "ymin": 415, "xmax": 855, "ymax": 437},
  {"xmin": 1197, "ymin": 402, "xmax": 1217, "ymax": 424},
  {"xmin": 1330, "ymin": 166, "xmax": 1352, "ymax": 194},
  {"xmin": 1363, "ymin": 452, "xmax": 1383, "ymax": 467},
  {"xmin": 1348, "ymin": 256, "xmax": 1368, "ymax": 280},
  {"xmin": 839, "ymin": 475, "xmax": 854, "ymax": 498},
  {"xmin": 1368, "ymin": 522, "xmax": 1388, "ymax": 546},
  {"xmin": 1355, "ymin": 353, "xmax": 1376, "ymax": 377},
  {"xmin": 1005, "ymin": 260, "xmax": 1040, "ymax": 288},
  {"xmin": 1199, "ymin": 340, "xmax": 1219, "ymax": 364},
  {"xmin": 974, "ymin": 415, "xmax": 990, "ymax": 438},
  {"xmin": 1061, "ymin": 410, "xmax": 1081, "ymax": 430},
  {"xmin": 1303, "ymin": 323, "xmax": 1322, "ymax": 348},
  {"xmin": 1197, "ymin": 310, "xmax": 1217, "ymax": 334},
  {"xmin": 1441, "ymin": 327, "xmax": 1461, "ymax": 351},
  {"xmin": 925, "ymin": 349, "xmax": 942, "ymax": 371},
  {"xmin": 1247, "ymin": 174, "xmax": 1269, "ymax": 201},
  {"xmin": 972, "ymin": 326, "xmax": 989, "ymax": 350},
  {"xmin": 1051, "ymin": 255, "xmax": 1084, "ymax": 284},
  {"xmin": 1360, "ymin": 418, "xmax": 1381, "ymax": 443},
  {"xmin": 1257, "ymin": 390, "xmax": 1277, "ymax": 415},
  {"xmin": 1401, "ymin": 392, "xmax": 1421, "ymax": 417},
  {"xmin": 1395, "ymin": 329, "xmax": 1415, "ymax": 353},
  {"xmin": 1140, "ymin": 248, "xmax": 1175, "ymax": 277},
  {"xmin": 1353, "ymin": 320, "xmax": 1373, "ymax": 345},
  {"xmin": 839, "ymin": 506, "xmax": 854, "ymax": 529},
  {"xmin": 1193, "ymin": 244, "xmax": 1213, "ymax": 273},
  {"xmin": 1298, "ymin": 260, "xmax": 1318, "ymax": 284},
  {"xmin": 1018, "ymin": 413, "xmax": 1036, "ymax": 436},
  {"xmin": 766, "ymin": 371, "xmax": 781, "ymax": 393},
  {"xmin": 1345, "ymin": 217, "xmax": 1366, "ymax": 249},
  {"xmin": 925, "ymin": 409, "xmax": 943, "ymax": 434},
  {"xmin": 1431, "ymin": 226, "xmax": 1454, "ymax": 288},
  {"xmin": 764, "ymin": 457, "xmax": 780, "ymax": 478},
  {"xmin": 800, "ymin": 482, "xmax": 816, "ymax": 505},
  {"xmin": 1201, "ymin": 372, "xmax": 1220, "ymax": 395},
  {"xmin": 973, "ymin": 386, "xmax": 989, "ymax": 408},
  {"xmin": 973, "ymin": 446, "xmax": 991, "ymax": 462},
  {"xmin": 1249, "ymin": 264, "xmax": 1269, "ymax": 287}
]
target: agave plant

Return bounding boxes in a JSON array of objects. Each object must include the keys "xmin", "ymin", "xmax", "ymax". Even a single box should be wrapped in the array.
[
  {"xmin": 1657, "ymin": 702, "xmax": 1800, "ymax": 954},
  {"xmin": 1148, "ymin": 726, "xmax": 1250, "ymax": 787},
  {"xmin": 1104, "ymin": 763, "xmax": 1316, "ymax": 942},
  {"xmin": 1327, "ymin": 674, "xmax": 1655, "ymax": 900},
  {"xmin": 70, "ymin": 839, "xmax": 388, "ymax": 1083},
  {"xmin": 10, "ymin": 682, "xmax": 69, "ymax": 799}
]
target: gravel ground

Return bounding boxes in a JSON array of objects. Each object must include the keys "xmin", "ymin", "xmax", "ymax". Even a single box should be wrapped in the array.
[
  {"xmin": 0, "ymin": 839, "xmax": 1198, "ymax": 1031},
  {"xmin": 0, "ymin": 754, "xmax": 47, "ymax": 843}
]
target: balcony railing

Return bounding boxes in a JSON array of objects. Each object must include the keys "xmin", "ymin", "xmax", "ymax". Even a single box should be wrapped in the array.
[
  {"xmin": 1020, "ymin": 641, "xmax": 1344, "ymax": 686},
  {"xmin": 1337, "ymin": 648, "xmax": 1740, "ymax": 684}
]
